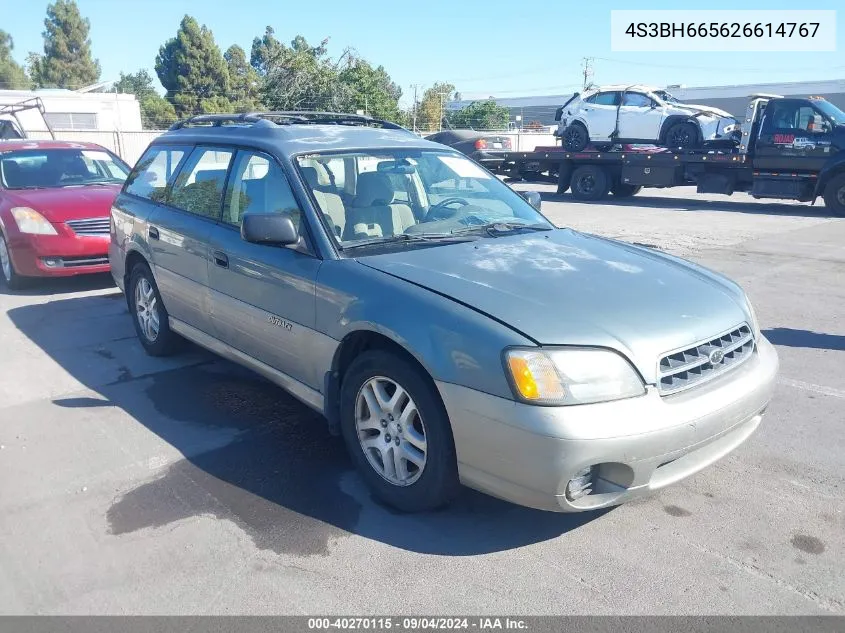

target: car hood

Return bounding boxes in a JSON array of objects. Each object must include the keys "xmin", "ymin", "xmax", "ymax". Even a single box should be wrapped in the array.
[
  {"xmin": 5, "ymin": 185, "xmax": 121, "ymax": 223},
  {"xmin": 674, "ymin": 103, "xmax": 736, "ymax": 120},
  {"xmin": 358, "ymin": 229, "xmax": 751, "ymax": 383}
]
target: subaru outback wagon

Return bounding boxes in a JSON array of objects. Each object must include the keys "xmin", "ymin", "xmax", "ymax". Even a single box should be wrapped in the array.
[{"xmin": 110, "ymin": 112, "xmax": 779, "ymax": 513}]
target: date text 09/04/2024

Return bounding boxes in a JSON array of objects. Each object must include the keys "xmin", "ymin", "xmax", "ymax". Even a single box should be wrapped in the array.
[
  {"xmin": 307, "ymin": 618, "xmax": 528, "ymax": 630},
  {"xmin": 625, "ymin": 22, "xmax": 820, "ymax": 38}
]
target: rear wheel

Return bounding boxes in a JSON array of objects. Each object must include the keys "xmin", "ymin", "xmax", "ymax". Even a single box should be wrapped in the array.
[
  {"xmin": 0, "ymin": 233, "xmax": 25, "ymax": 291},
  {"xmin": 570, "ymin": 165, "xmax": 610, "ymax": 201},
  {"xmin": 665, "ymin": 122, "xmax": 700, "ymax": 149},
  {"xmin": 128, "ymin": 262, "xmax": 181, "ymax": 356},
  {"xmin": 563, "ymin": 123, "xmax": 589, "ymax": 151},
  {"xmin": 340, "ymin": 350, "xmax": 459, "ymax": 512},
  {"xmin": 610, "ymin": 183, "xmax": 642, "ymax": 198},
  {"xmin": 822, "ymin": 172, "xmax": 845, "ymax": 217}
]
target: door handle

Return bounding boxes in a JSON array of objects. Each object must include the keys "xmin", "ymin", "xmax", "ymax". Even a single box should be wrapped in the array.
[
  {"xmin": 212, "ymin": 250, "xmax": 229, "ymax": 268},
  {"xmin": 148, "ymin": 226, "xmax": 159, "ymax": 240}
]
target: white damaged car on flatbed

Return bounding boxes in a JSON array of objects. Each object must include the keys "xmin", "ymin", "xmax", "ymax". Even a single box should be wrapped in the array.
[{"xmin": 554, "ymin": 85, "xmax": 740, "ymax": 151}]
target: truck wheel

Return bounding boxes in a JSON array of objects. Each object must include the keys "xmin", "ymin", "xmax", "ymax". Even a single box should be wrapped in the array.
[
  {"xmin": 128, "ymin": 262, "xmax": 182, "ymax": 357},
  {"xmin": 340, "ymin": 350, "xmax": 460, "ymax": 513},
  {"xmin": 822, "ymin": 172, "xmax": 845, "ymax": 217},
  {"xmin": 665, "ymin": 122, "xmax": 699, "ymax": 148},
  {"xmin": 570, "ymin": 165, "xmax": 610, "ymax": 201},
  {"xmin": 610, "ymin": 183, "xmax": 642, "ymax": 198},
  {"xmin": 563, "ymin": 123, "xmax": 589, "ymax": 151}
]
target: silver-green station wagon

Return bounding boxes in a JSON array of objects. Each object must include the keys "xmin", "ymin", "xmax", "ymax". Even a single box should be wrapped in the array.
[{"xmin": 109, "ymin": 112, "xmax": 779, "ymax": 513}]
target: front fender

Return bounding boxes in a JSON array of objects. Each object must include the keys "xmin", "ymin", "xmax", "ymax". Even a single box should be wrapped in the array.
[
  {"xmin": 315, "ymin": 259, "xmax": 533, "ymax": 400},
  {"xmin": 814, "ymin": 151, "xmax": 845, "ymax": 197}
]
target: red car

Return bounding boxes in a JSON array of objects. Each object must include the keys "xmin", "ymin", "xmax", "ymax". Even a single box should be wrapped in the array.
[{"xmin": 0, "ymin": 140, "xmax": 130, "ymax": 289}]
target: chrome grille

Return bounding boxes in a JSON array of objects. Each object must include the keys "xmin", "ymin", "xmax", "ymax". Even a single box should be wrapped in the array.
[
  {"xmin": 66, "ymin": 217, "xmax": 110, "ymax": 236},
  {"xmin": 658, "ymin": 324, "xmax": 755, "ymax": 395}
]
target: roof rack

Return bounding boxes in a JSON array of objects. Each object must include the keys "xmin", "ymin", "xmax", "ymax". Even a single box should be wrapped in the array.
[
  {"xmin": 0, "ymin": 97, "xmax": 56, "ymax": 140},
  {"xmin": 168, "ymin": 111, "xmax": 407, "ymax": 131}
]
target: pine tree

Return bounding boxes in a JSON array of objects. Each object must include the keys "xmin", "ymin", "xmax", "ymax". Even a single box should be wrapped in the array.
[
  {"xmin": 0, "ymin": 31, "xmax": 30, "ymax": 89},
  {"xmin": 29, "ymin": 0, "xmax": 100, "ymax": 89}
]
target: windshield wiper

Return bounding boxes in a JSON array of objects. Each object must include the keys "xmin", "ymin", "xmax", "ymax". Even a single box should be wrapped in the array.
[
  {"xmin": 450, "ymin": 222, "xmax": 553, "ymax": 236},
  {"xmin": 340, "ymin": 232, "xmax": 474, "ymax": 251}
]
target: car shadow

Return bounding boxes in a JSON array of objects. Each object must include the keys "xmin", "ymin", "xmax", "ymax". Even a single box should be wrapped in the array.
[
  {"xmin": 0, "ymin": 272, "xmax": 115, "ymax": 297},
  {"xmin": 538, "ymin": 191, "xmax": 836, "ymax": 219},
  {"xmin": 763, "ymin": 327, "xmax": 845, "ymax": 351},
  {"xmin": 9, "ymin": 294, "xmax": 607, "ymax": 557}
]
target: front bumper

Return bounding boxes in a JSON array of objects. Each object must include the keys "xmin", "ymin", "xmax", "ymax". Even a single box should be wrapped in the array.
[
  {"xmin": 437, "ymin": 336, "xmax": 779, "ymax": 512},
  {"xmin": 7, "ymin": 230, "xmax": 110, "ymax": 278}
]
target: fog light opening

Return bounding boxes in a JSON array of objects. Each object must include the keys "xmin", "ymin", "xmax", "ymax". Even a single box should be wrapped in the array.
[
  {"xmin": 41, "ymin": 257, "xmax": 63, "ymax": 268},
  {"xmin": 566, "ymin": 466, "xmax": 594, "ymax": 501}
]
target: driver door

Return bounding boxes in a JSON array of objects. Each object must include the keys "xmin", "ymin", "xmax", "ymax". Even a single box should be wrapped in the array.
[{"xmin": 755, "ymin": 100, "xmax": 835, "ymax": 171}]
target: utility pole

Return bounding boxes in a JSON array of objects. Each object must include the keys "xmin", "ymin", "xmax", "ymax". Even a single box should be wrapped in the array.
[
  {"xmin": 438, "ymin": 91, "xmax": 449, "ymax": 132},
  {"xmin": 582, "ymin": 57, "xmax": 594, "ymax": 89},
  {"xmin": 410, "ymin": 84, "xmax": 420, "ymax": 133}
]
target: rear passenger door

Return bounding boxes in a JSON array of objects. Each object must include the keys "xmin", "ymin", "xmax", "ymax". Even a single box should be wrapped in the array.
[
  {"xmin": 148, "ymin": 145, "xmax": 233, "ymax": 335},
  {"xmin": 581, "ymin": 91, "xmax": 620, "ymax": 140},
  {"xmin": 206, "ymin": 149, "xmax": 323, "ymax": 391}
]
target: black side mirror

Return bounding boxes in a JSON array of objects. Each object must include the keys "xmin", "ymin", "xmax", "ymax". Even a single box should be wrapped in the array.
[
  {"xmin": 241, "ymin": 213, "xmax": 299, "ymax": 246},
  {"xmin": 520, "ymin": 191, "xmax": 542, "ymax": 211}
]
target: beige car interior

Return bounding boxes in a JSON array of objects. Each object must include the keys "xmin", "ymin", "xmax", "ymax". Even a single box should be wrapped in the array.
[{"xmin": 301, "ymin": 166, "xmax": 417, "ymax": 241}]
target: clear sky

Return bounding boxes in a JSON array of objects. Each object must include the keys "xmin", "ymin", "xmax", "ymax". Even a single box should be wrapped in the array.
[{"xmin": 3, "ymin": 0, "xmax": 843, "ymax": 105}]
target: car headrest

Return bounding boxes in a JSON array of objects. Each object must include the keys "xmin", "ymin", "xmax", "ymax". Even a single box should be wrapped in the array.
[
  {"xmin": 300, "ymin": 166, "xmax": 320, "ymax": 188},
  {"xmin": 354, "ymin": 171, "xmax": 394, "ymax": 207},
  {"xmin": 195, "ymin": 169, "xmax": 226, "ymax": 184}
]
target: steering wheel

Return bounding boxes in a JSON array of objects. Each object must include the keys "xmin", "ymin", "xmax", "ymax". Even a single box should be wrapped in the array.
[{"xmin": 425, "ymin": 197, "xmax": 470, "ymax": 221}]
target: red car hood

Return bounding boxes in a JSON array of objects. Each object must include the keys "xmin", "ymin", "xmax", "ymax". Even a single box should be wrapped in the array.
[{"xmin": 5, "ymin": 185, "xmax": 121, "ymax": 223}]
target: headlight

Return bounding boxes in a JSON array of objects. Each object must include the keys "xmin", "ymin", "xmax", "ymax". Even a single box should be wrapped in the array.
[
  {"xmin": 745, "ymin": 296, "xmax": 761, "ymax": 341},
  {"xmin": 504, "ymin": 348, "xmax": 645, "ymax": 405},
  {"xmin": 11, "ymin": 207, "xmax": 57, "ymax": 235}
]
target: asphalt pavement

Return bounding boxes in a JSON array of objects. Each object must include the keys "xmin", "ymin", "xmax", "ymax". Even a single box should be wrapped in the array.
[{"xmin": 0, "ymin": 187, "xmax": 843, "ymax": 615}]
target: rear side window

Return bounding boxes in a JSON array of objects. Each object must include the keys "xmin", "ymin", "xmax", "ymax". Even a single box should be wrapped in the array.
[
  {"xmin": 586, "ymin": 92, "xmax": 620, "ymax": 106},
  {"xmin": 222, "ymin": 150, "xmax": 301, "ymax": 229},
  {"xmin": 124, "ymin": 146, "xmax": 188, "ymax": 202},
  {"xmin": 169, "ymin": 147, "xmax": 234, "ymax": 220}
]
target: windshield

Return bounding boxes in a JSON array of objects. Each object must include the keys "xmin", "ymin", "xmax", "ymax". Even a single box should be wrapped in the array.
[
  {"xmin": 296, "ymin": 150, "xmax": 553, "ymax": 250},
  {"xmin": 813, "ymin": 99, "xmax": 845, "ymax": 124},
  {"xmin": 653, "ymin": 90, "xmax": 680, "ymax": 104},
  {"xmin": 0, "ymin": 148, "xmax": 130, "ymax": 190}
]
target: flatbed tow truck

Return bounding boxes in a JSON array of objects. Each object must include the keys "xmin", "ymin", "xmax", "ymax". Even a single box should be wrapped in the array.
[{"xmin": 498, "ymin": 94, "xmax": 845, "ymax": 216}]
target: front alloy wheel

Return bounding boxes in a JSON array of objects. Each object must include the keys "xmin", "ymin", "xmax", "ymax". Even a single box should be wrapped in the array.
[
  {"xmin": 355, "ymin": 376, "xmax": 427, "ymax": 486},
  {"xmin": 0, "ymin": 234, "xmax": 23, "ymax": 290}
]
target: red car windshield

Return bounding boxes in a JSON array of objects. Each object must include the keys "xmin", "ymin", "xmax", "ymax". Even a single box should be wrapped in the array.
[{"xmin": 0, "ymin": 148, "xmax": 130, "ymax": 190}]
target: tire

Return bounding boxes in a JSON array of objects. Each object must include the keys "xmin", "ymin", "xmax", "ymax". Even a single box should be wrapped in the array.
[
  {"xmin": 0, "ymin": 232, "xmax": 25, "ymax": 291},
  {"xmin": 570, "ymin": 165, "xmax": 610, "ymax": 201},
  {"xmin": 563, "ymin": 123, "xmax": 589, "ymax": 151},
  {"xmin": 665, "ymin": 122, "xmax": 700, "ymax": 149},
  {"xmin": 340, "ymin": 350, "xmax": 460, "ymax": 513},
  {"xmin": 610, "ymin": 183, "xmax": 642, "ymax": 198},
  {"xmin": 822, "ymin": 172, "xmax": 845, "ymax": 217},
  {"xmin": 127, "ymin": 262, "xmax": 181, "ymax": 356}
]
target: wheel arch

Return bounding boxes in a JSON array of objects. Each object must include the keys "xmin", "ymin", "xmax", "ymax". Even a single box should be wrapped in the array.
[
  {"xmin": 658, "ymin": 115, "xmax": 702, "ymax": 144},
  {"xmin": 814, "ymin": 154, "xmax": 845, "ymax": 198},
  {"xmin": 325, "ymin": 328, "xmax": 440, "ymax": 435}
]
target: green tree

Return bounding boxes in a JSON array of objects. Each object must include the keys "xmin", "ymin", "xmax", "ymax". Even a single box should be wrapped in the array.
[
  {"xmin": 224, "ymin": 45, "xmax": 260, "ymax": 112},
  {"xmin": 260, "ymin": 35, "xmax": 342, "ymax": 111},
  {"xmin": 337, "ymin": 56, "xmax": 402, "ymax": 121},
  {"xmin": 112, "ymin": 70, "xmax": 176, "ymax": 129},
  {"xmin": 250, "ymin": 26, "xmax": 286, "ymax": 77},
  {"xmin": 0, "ymin": 31, "xmax": 30, "ymax": 89},
  {"xmin": 416, "ymin": 82, "xmax": 455, "ymax": 131},
  {"xmin": 29, "ymin": 0, "xmax": 100, "ymax": 89},
  {"xmin": 155, "ymin": 15, "xmax": 231, "ymax": 117},
  {"xmin": 449, "ymin": 99, "xmax": 510, "ymax": 130}
]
